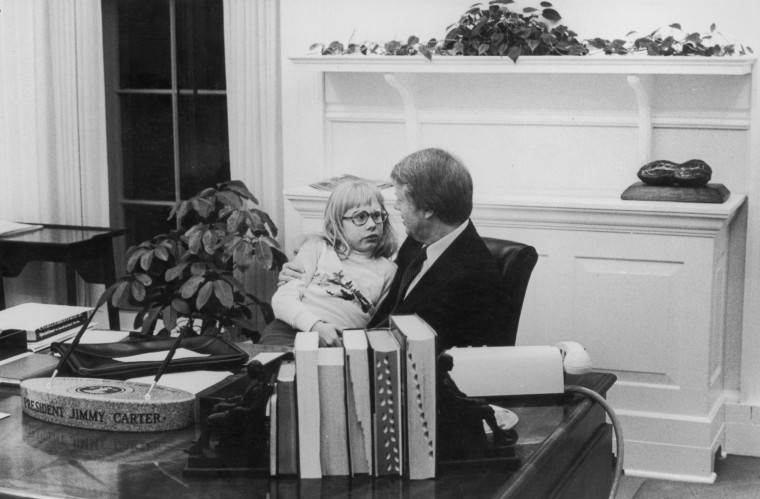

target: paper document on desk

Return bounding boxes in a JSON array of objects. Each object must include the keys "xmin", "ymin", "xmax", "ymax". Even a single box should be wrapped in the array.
[
  {"xmin": 128, "ymin": 370, "xmax": 233, "ymax": 394},
  {"xmin": 250, "ymin": 351, "xmax": 289, "ymax": 365},
  {"xmin": 63, "ymin": 329, "xmax": 130, "ymax": 344},
  {"xmin": 114, "ymin": 348, "xmax": 209, "ymax": 363}
]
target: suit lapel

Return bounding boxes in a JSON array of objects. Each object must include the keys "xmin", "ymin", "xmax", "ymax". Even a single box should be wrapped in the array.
[{"xmin": 396, "ymin": 221, "xmax": 478, "ymax": 312}]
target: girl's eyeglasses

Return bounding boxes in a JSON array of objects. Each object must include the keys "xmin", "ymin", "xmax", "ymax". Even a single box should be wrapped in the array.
[{"xmin": 342, "ymin": 210, "xmax": 388, "ymax": 226}]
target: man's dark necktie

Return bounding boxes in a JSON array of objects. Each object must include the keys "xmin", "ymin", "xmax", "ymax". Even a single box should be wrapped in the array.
[{"xmin": 394, "ymin": 246, "xmax": 427, "ymax": 307}]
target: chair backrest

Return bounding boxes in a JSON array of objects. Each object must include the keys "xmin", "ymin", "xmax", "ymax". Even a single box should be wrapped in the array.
[{"xmin": 481, "ymin": 237, "xmax": 538, "ymax": 347}]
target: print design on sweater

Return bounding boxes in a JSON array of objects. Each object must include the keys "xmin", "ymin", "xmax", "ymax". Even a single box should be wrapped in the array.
[{"xmin": 316, "ymin": 270, "xmax": 372, "ymax": 313}]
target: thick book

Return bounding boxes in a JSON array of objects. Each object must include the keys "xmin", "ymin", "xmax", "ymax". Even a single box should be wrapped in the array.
[
  {"xmin": 390, "ymin": 314, "xmax": 438, "ymax": 480},
  {"xmin": 27, "ymin": 329, "xmax": 79, "ymax": 352},
  {"xmin": 342, "ymin": 329, "xmax": 372, "ymax": 475},
  {"xmin": 365, "ymin": 328, "xmax": 403, "ymax": 476},
  {"xmin": 294, "ymin": 331, "xmax": 321, "ymax": 479},
  {"xmin": 0, "ymin": 352, "xmax": 59, "ymax": 385},
  {"xmin": 269, "ymin": 387, "xmax": 278, "ymax": 477},
  {"xmin": 318, "ymin": 347, "xmax": 350, "ymax": 476},
  {"xmin": 0, "ymin": 303, "xmax": 91, "ymax": 342},
  {"xmin": 276, "ymin": 361, "xmax": 299, "ymax": 475}
]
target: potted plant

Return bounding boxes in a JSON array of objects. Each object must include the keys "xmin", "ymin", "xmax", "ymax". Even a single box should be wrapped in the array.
[
  {"xmin": 310, "ymin": 1, "xmax": 751, "ymax": 61},
  {"xmin": 100, "ymin": 180, "xmax": 285, "ymax": 341}
]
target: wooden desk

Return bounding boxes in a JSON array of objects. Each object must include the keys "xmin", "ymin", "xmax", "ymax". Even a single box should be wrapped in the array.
[
  {"xmin": 0, "ymin": 373, "xmax": 615, "ymax": 498},
  {"xmin": 0, "ymin": 224, "xmax": 125, "ymax": 329}
]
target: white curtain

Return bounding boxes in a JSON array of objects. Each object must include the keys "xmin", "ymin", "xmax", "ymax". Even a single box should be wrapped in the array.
[
  {"xmin": 0, "ymin": 0, "xmax": 109, "ymax": 307},
  {"xmin": 223, "ymin": 0, "xmax": 283, "ymax": 333}
]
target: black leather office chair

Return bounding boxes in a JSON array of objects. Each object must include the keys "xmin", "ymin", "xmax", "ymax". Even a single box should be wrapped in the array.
[{"xmin": 482, "ymin": 237, "xmax": 538, "ymax": 347}]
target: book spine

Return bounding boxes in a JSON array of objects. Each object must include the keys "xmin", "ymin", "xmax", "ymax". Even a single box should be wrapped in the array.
[
  {"xmin": 28, "ymin": 312, "xmax": 87, "ymax": 342},
  {"xmin": 389, "ymin": 316, "xmax": 437, "ymax": 480},
  {"xmin": 344, "ymin": 341, "xmax": 372, "ymax": 475},
  {"xmin": 269, "ymin": 390, "xmax": 278, "ymax": 477},
  {"xmin": 371, "ymin": 348, "xmax": 402, "ymax": 476},
  {"xmin": 294, "ymin": 332, "xmax": 321, "ymax": 479},
  {"xmin": 277, "ymin": 375, "xmax": 299, "ymax": 475},
  {"xmin": 318, "ymin": 347, "xmax": 350, "ymax": 476},
  {"xmin": 404, "ymin": 342, "xmax": 437, "ymax": 479}
]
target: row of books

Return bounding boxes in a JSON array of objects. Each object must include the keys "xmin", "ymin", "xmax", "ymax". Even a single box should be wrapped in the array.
[
  {"xmin": 0, "ymin": 303, "xmax": 95, "ymax": 386},
  {"xmin": 0, "ymin": 302, "xmax": 92, "ymax": 352},
  {"xmin": 270, "ymin": 314, "xmax": 437, "ymax": 480}
]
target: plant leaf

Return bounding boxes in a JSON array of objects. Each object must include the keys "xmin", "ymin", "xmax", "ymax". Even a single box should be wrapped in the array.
[
  {"xmin": 191, "ymin": 262, "xmax": 207, "ymax": 276},
  {"xmin": 162, "ymin": 305, "xmax": 177, "ymax": 332},
  {"xmin": 172, "ymin": 298, "xmax": 192, "ymax": 315},
  {"xmin": 165, "ymin": 262, "xmax": 189, "ymax": 282},
  {"xmin": 192, "ymin": 197, "xmax": 215, "ymax": 218},
  {"xmin": 507, "ymin": 44, "xmax": 521, "ymax": 62},
  {"xmin": 541, "ymin": 8, "xmax": 561, "ymax": 22},
  {"xmin": 255, "ymin": 240, "xmax": 274, "ymax": 270},
  {"xmin": 154, "ymin": 245, "xmax": 170, "ymax": 261},
  {"xmin": 227, "ymin": 210, "xmax": 244, "ymax": 233},
  {"xmin": 188, "ymin": 229, "xmax": 203, "ymax": 254},
  {"xmin": 196, "ymin": 281, "xmax": 214, "ymax": 310},
  {"xmin": 180, "ymin": 275, "xmax": 205, "ymax": 299},
  {"xmin": 213, "ymin": 280, "xmax": 234, "ymax": 308},
  {"xmin": 126, "ymin": 248, "xmax": 147, "ymax": 272},
  {"xmin": 130, "ymin": 281, "xmax": 146, "ymax": 302},
  {"xmin": 217, "ymin": 190, "xmax": 243, "ymax": 210},
  {"xmin": 134, "ymin": 273, "xmax": 152, "ymax": 286},
  {"xmin": 110, "ymin": 280, "xmax": 129, "ymax": 307}
]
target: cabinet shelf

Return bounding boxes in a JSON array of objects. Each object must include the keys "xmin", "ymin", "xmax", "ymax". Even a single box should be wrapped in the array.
[
  {"xmin": 291, "ymin": 54, "xmax": 755, "ymax": 164},
  {"xmin": 289, "ymin": 54, "xmax": 755, "ymax": 75}
]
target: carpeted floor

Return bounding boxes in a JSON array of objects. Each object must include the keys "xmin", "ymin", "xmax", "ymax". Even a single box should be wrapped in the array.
[{"xmin": 615, "ymin": 455, "xmax": 760, "ymax": 499}]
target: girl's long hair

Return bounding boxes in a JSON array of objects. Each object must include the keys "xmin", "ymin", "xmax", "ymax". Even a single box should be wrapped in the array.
[{"xmin": 321, "ymin": 181, "xmax": 397, "ymax": 259}]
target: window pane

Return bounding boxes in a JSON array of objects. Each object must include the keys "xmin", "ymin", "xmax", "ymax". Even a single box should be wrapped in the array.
[
  {"xmin": 120, "ymin": 94, "xmax": 176, "ymax": 201},
  {"xmin": 176, "ymin": 0, "xmax": 226, "ymax": 90},
  {"xmin": 124, "ymin": 204, "xmax": 175, "ymax": 247},
  {"xmin": 178, "ymin": 95, "xmax": 230, "ymax": 198},
  {"xmin": 118, "ymin": 0, "xmax": 171, "ymax": 89}
]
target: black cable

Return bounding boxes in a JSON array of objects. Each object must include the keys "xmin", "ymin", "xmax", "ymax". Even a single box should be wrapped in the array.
[{"xmin": 564, "ymin": 385, "xmax": 624, "ymax": 499}]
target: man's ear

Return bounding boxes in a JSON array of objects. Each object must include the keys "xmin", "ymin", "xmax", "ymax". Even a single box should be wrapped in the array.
[{"xmin": 423, "ymin": 209, "xmax": 435, "ymax": 220}]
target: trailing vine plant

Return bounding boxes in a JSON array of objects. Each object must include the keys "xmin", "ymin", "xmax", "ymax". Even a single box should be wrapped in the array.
[
  {"xmin": 309, "ymin": 0, "xmax": 752, "ymax": 62},
  {"xmin": 587, "ymin": 23, "xmax": 751, "ymax": 57}
]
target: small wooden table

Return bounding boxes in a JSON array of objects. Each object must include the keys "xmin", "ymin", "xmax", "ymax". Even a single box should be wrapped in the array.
[
  {"xmin": 0, "ymin": 224, "xmax": 125, "ymax": 329},
  {"xmin": 0, "ymin": 372, "xmax": 616, "ymax": 498}
]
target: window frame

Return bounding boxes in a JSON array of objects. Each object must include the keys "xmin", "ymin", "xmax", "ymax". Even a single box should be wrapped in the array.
[{"xmin": 101, "ymin": 0, "xmax": 229, "ymax": 256}]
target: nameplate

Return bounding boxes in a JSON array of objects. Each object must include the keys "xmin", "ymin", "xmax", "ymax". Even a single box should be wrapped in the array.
[{"xmin": 20, "ymin": 377, "xmax": 195, "ymax": 432}]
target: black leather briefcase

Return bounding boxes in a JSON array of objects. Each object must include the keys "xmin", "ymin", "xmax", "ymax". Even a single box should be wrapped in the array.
[{"xmin": 50, "ymin": 335, "xmax": 249, "ymax": 379}]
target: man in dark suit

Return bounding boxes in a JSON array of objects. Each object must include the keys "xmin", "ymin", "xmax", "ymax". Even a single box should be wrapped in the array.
[
  {"xmin": 365, "ymin": 148, "xmax": 507, "ymax": 351},
  {"xmin": 275, "ymin": 148, "xmax": 507, "ymax": 350}
]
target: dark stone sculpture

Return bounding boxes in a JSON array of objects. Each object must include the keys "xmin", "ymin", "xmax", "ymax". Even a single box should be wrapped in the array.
[
  {"xmin": 637, "ymin": 159, "xmax": 712, "ymax": 187},
  {"xmin": 186, "ymin": 360, "xmax": 273, "ymax": 472},
  {"xmin": 436, "ymin": 353, "xmax": 517, "ymax": 461}
]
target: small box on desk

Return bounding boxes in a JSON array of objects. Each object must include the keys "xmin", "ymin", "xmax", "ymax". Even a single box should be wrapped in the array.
[{"xmin": 0, "ymin": 329, "xmax": 27, "ymax": 360}]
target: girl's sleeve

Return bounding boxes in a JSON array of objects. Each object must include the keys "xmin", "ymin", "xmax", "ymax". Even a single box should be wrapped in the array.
[
  {"xmin": 271, "ymin": 238, "xmax": 324, "ymax": 332},
  {"xmin": 374, "ymin": 259, "xmax": 398, "ymax": 311}
]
